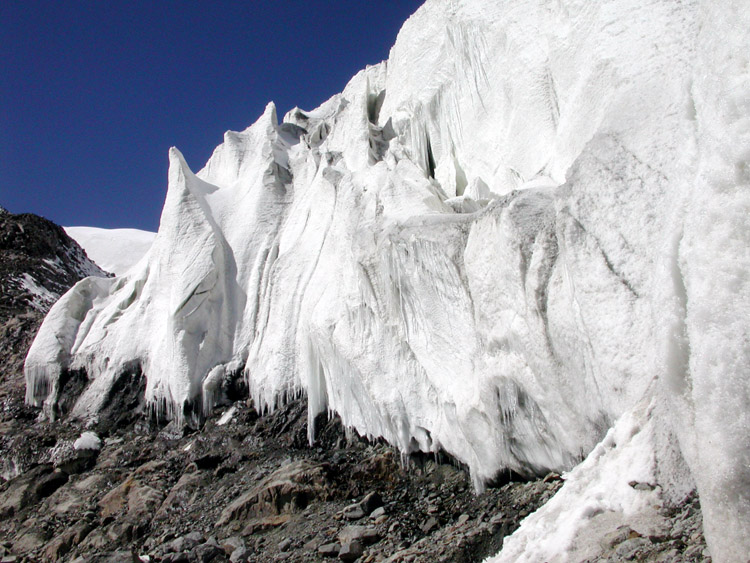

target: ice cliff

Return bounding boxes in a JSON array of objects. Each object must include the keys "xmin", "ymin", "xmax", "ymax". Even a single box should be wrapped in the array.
[{"xmin": 24, "ymin": 0, "xmax": 750, "ymax": 560}]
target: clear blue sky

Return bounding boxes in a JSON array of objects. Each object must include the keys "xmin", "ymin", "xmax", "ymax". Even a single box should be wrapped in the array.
[{"xmin": 1, "ymin": 1, "xmax": 422, "ymax": 231}]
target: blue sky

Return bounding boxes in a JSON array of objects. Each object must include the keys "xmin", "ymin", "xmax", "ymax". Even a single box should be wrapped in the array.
[{"xmin": 1, "ymin": 1, "xmax": 422, "ymax": 231}]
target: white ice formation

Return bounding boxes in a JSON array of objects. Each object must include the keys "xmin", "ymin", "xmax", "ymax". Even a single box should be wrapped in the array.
[
  {"xmin": 64, "ymin": 226, "xmax": 157, "ymax": 276},
  {"xmin": 25, "ymin": 0, "xmax": 750, "ymax": 560},
  {"xmin": 73, "ymin": 431, "xmax": 102, "ymax": 452}
]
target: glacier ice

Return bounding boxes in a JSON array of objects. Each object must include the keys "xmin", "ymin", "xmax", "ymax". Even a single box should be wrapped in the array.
[
  {"xmin": 24, "ymin": 0, "xmax": 750, "ymax": 559},
  {"xmin": 487, "ymin": 395, "xmax": 668, "ymax": 563}
]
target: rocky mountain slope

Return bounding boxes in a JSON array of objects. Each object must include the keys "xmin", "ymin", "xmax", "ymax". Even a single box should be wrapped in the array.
[
  {"xmin": 0, "ymin": 207, "xmax": 106, "ymax": 316},
  {"xmin": 0, "ymin": 393, "xmax": 711, "ymax": 563},
  {"xmin": 0, "ymin": 206, "xmax": 107, "ymax": 428}
]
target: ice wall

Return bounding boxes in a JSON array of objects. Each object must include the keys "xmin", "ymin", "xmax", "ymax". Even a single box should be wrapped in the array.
[
  {"xmin": 655, "ymin": 1, "xmax": 750, "ymax": 560},
  {"xmin": 24, "ymin": 0, "xmax": 749, "ymax": 559}
]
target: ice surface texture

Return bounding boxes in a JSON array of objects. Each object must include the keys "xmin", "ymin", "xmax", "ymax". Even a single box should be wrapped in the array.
[{"xmin": 25, "ymin": 0, "xmax": 749, "ymax": 559}]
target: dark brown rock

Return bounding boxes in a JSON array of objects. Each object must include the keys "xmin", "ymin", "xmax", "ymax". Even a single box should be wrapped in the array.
[
  {"xmin": 240, "ymin": 514, "xmax": 291, "ymax": 536},
  {"xmin": 338, "ymin": 539, "xmax": 363, "ymax": 562},
  {"xmin": 191, "ymin": 542, "xmax": 223, "ymax": 563},
  {"xmin": 360, "ymin": 491, "xmax": 383, "ymax": 515},
  {"xmin": 97, "ymin": 460, "xmax": 169, "ymax": 528},
  {"xmin": 217, "ymin": 460, "xmax": 333, "ymax": 525},
  {"xmin": 43, "ymin": 520, "xmax": 93, "ymax": 561}
]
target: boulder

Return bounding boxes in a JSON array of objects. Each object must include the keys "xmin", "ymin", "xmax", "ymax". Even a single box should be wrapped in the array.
[
  {"xmin": 220, "ymin": 535, "xmax": 245, "ymax": 556},
  {"xmin": 0, "ymin": 464, "xmax": 65, "ymax": 517},
  {"xmin": 190, "ymin": 542, "xmax": 222, "ymax": 563},
  {"xmin": 167, "ymin": 532, "xmax": 204, "ymax": 553},
  {"xmin": 318, "ymin": 543, "xmax": 340, "ymax": 557},
  {"xmin": 338, "ymin": 526, "xmax": 380, "ymax": 546},
  {"xmin": 217, "ymin": 460, "xmax": 333, "ymax": 525},
  {"xmin": 359, "ymin": 492, "xmax": 383, "ymax": 515},
  {"xmin": 229, "ymin": 548, "xmax": 250, "ymax": 563},
  {"xmin": 338, "ymin": 539, "xmax": 363, "ymax": 562},
  {"xmin": 48, "ymin": 441, "xmax": 98, "ymax": 474},
  {"xmin": 98, "ymin": 475, "xmax": 165, "ymax": 525},
  {"xmin": 278, "ymin": 538, "xmax": 292, "ymax": 551}
]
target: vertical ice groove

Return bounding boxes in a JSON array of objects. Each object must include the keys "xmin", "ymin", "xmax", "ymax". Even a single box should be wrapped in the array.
[{"xmin": 663, "ymin": 229, "xmax": 691, "ymax": 398}]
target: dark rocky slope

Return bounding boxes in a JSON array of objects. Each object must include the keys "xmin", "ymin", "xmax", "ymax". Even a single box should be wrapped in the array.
[
  {"xmin": 0, "ymin": 206, "xmax": 106, "ymax": 317},
  {"xmin": 0, "ymin": 207, "xmax": 107, "ymax": 462}
]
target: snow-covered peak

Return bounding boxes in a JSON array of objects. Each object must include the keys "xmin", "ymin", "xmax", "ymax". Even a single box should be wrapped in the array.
[{"xmin": 64, "ymin": 226, "xmax": 156, "ymax": 276}]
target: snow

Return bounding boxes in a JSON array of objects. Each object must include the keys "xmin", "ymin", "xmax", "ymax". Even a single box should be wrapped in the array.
[
  {"xmin": 64, "ymin": 226, "xmax": 156, "ymax": 276},
  {"xmin": 486, "ymin": 395, "xmax": 670, "ymax": 562},
  {"xmin": 217, "ymin": 406, "xmax": 237, "ymax": 426},
  {"xmin": 73, "ymin": 431, "xmax": 102, "ymax": 451},
  {"xmin": 15, "ymin": 273, "xmax": 58, "ymax": 311},
  {"xmin": 23, "ymin": 0, "xmax": 750, "ymax": 560}
]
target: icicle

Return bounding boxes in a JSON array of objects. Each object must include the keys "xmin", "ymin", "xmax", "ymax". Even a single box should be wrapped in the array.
[{"xmin": 201, "ymin": 365, "xmax": 226, "ymax": 416}]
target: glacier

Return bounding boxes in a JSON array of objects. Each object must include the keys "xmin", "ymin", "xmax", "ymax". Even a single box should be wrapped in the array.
[
  {"xmin": 24, "ymin": 0, "xmax": 750, "ymax": 560},
  {"xmin": 64, "ymin": 226, "xmax": 157, "ymax": 276}
]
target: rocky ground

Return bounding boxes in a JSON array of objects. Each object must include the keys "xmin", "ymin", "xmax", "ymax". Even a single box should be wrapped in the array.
[
  {"xmin": 0, "ymin": 209, "xmax": 712, "ymax": 563},
  {"xmin": 0, "ymin": 388, "xmax": 563, "ymax": 563},
  {"xmin": 582, "ymin": 493, "xmax": 710, "ymax": 563},
  {"xmin": 0, "ymin": 388, "xmax": 713, "ymax": 563}
]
